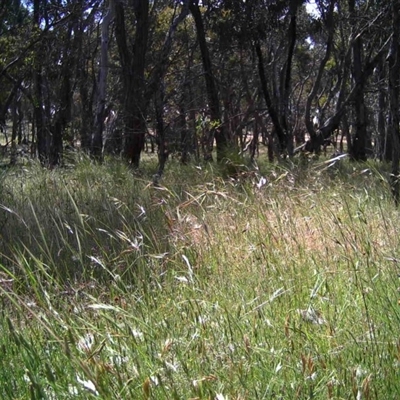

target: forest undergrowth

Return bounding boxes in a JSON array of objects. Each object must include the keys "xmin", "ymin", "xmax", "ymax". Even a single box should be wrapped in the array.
[{"xmin": 1, "ymin": 153, "xmax": 400, "ymax": 399}]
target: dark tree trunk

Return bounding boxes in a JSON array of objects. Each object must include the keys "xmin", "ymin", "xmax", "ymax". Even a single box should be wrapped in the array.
[
  {"xmin": 9, "ymin": 92, "xmax": 19, "ymax": 165},
  {"xmin": 179, "ymin": 85, "xmax": 195, "ymax": 164},
  {"xmin": 348, "ymin": 0, "xmax": 367, "ymax": 161},
  {"xmin": 91, "ymin": 2, "xmax": 114, "ymax": 159},
  {"xmin": 388, "ymin": 1, "xmax": 400, "ymax": 203},
  {"xmin": 77, "ymin": 8, "xmax": 97, "ymax": 152},
  {"xmin": 49, "ymin": 119, "xmax": 64, "ymax": 166},
  {"xmin": 49, "ymin": 17, "xmax": 78, "ymax": 167},
  {"xmin": 113, "ymin": 0, "xmax": 148, "ymax": 167},
  {"xmin": 179, "ymin": 106, "xmax": 190, "ymax": 164},
  {"xmin": 113, "ymin": 0, "xmax": 188, "ymax": 167},
  {"xmin": 79, "ymin": 72, "xmax": 93, "ymax": 152},
  {"xmin": 124, "ymin": 101, "xmax": 146, "ymax": 168},
  {"xmin": 304, "ymin": 0, "xmax": 335, "ymax": 152},
  {"xmin": 375, "ymin": 59, "xmax": 389, "ymax": 160},
  {"xmin": 154, "ymin": 83, "xmax": 168, "ymax": 179},
  {"xmin": 250, "ymin": 111, "xmax": 261, "ymax": 162},
  {"xmin": 189, "ymin": 0, "xmax": 228, "ymax": 162},
  {"xmin": 179, "ymin": 34, "xmax": 196, "ymax": 164},
  {"xmin": 33, "ymin": 0, "xmax": 47, "ymax": 164},
  {"xmin": 0, "ymin": 77, "xmax": 22, "ymax": 133},
  {"xmin": 255, "ymin": 41, "xmax": 287, "ymax": 153},
  {"xmin": 125, "ymin": 0, "xmax": 148, "ymax": 167},
  {"xmin": 279, "ymin": 0, "xmax": 299, "ymax": 156},
  {"xmin": 318, "ymin": 37, "xmax": 389, "ymax": 146}
]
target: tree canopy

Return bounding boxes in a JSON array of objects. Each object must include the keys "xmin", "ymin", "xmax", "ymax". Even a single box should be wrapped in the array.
[{"xmin": 0, "ymin": 0, "xmax": 399, "ymax": 194}]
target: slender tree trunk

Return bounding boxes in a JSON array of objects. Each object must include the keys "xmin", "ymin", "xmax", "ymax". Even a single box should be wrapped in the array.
[
  {"xmin": 0, "ymin": 78, "xmax": 22, "ymax": 132},
  {"xmin": 304, "ymin": 0, "xmax": 335, "ymax": 151},
  {"xmin": 180, "ymin": 31, "xmax": 196, "ymax": 164},
  {"xmin": 189, "ymin": 0, "xmax": 227, "ymax": 162},
  {"xmin": 179, "ymin": 80, "xmax": 194, "ymax": 164},
  {"xmin": 125, "ymin": 0, "xmax": 148, "ymax": 167},
  {"xmin": 49, "ymin": 18, "xmax": 78, "ymax": 167},
  {"xmin": 112, "ymin": 0, "xmax": 148, "ymax": 167},
  {"xmin": 348, "ymin": 0, "xmax": 367, "ymax": 161},
  {"xmin": 375, "ymin": 59, "xmax": 388, "ymax": 160},
  {"xmin": 33, "ymin": 0, "xmax": 47, "ymax": 164},
  {"xmin": 279, "ymin": 0, "xmax": 299, "ymax": 156},
  {"xmin": 79, "ymin": 72, "xmax": 93, "ymax": 151},
  {"xmin": 250, "ymin": 111, "xmax": 261, "ymax": 162},
  {"xmin": 255, "ymin": 41, "xmax": 286, "ymax": 152},
  {"xmin": 154, "ymin": 83, "xmax": 168, "ymax": 179},
  {"xmin": 123, "ymin": 91, "xmax": 146, "ymax": 168},
  {"xmin": 9, "ymin": 93, "xmax": 19, "ymax": 165},
  {"xmin": 91, "ymin": 1, "xmax": 114, "ymax": 159},
  {"xmin": 388, "ymin": 2, "xmax": 400, "ymax": 203},
  {"xmin": 113, "ymin": 0, "xmax": 188, "ymax": 167},
  {"xmin": 318, "ymin": 35, "xmax": 389, "ymax": 143}
]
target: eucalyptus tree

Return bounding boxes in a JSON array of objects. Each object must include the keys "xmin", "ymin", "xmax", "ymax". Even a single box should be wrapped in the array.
[
  {"xmin": 27, "ymin": 0, "xmax": 101, "ymax": 165},
  {"xmin": 345, "ymin": 0, "xmax": 392, "ymax": 160},
  {"xmin": 188, "ymin": 0, "xmax": 230, "ymax": 162},
  {"xmin": 303, "ymin": 0, "xmax": 336, "ymax": 152},
  {"xmin": 75, "ymin": 3, "xmax": 102, "ymax": 152},
  {"xmin": 111, "ymin": 0, "xmax": 189, "ymax": 167},
  {"xmin": 302, "ymin": 0, "xmax": 391, "ymax": 158},
  {"xmin": 0, "ymin": 0, "xmax": 30, "ymax": 138},
  {"xmin": 184, "ymin": 0, "xmax": 311, "ymax": 159},
  {"xmin": 207, "ymin": 0, "xmax": 262, "ymax": 157},
  {"xmin": 91, "ymin": 0, "xmax": 114, "ymax": 158},
  {"xmin": 246, "ymin": 0, "xmax": 307, "ymax": 155}
]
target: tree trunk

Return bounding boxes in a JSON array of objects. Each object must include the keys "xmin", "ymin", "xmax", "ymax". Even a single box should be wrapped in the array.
[
  {"xmin": 375, "ymin": 59, "xmax": 388, "ymax": 160},
  {"xmin": 255, "ymin": 41, "xmax": 287, "ymax": 153},
  {"xmin": 388, "ymin": 1, "xmax": 400, "ymax": 203},
  {"xmin": 348, "ymin": 0, "xmax": 367, "ymax": 161},
  {"xmin": 79, "ymin": 71, "xmax": 93, "ymax": 152},
  {"xmin": 154, "ymin": 83, "xmax": 168, "ymax": 179},
  {"xmin": 179, "ymin": 84, "xmax": 193, "ymax": 164},
  {"xmin": 49, "ymin": 18, "xmax": 78, "ymax": 167},
  {"xmin": 318, "ymin": 36, "xmax": 389, "ymax": 145},
  {"xmin": 304, "ymin": 0, "xmax": 335, "ymax": 152},
  {"xmin": 91, "ymin": 1, "xmax": 114, "ymax": 159},
  {"xmin": 112, "ymin": 0, "xmax": 148, "ymax": 167},
  {"xmin": 189, "ymin": 0, "xmax": 227, "ymax": 162},
  {"xmin": 279, "ymin": 0, "xmax": 299, "ymax": 156},
  {"xmin": 113, "ymin": 0, "xmax": 188, "ymax": 167},
  {"xmin": 9, "ymin": 92, "xmax": 19, "ymax": 165},
  {"xmin": 33, "ymin": 0, "xmax": 47, "ymax": 164}
]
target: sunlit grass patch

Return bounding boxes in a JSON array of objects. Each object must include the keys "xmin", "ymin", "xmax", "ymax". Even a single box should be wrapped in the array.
[{"xmin": 1, "ymin": 157, "xmax": 400, "ymax": 398}]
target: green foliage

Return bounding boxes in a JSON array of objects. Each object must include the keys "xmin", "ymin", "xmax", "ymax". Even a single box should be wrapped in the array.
[{"xmin": 1, "ymin": 157, "xmax": 400, "ymax": 398}]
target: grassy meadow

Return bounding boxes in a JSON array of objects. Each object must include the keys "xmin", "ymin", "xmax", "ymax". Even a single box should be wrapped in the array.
[{"xmin": 1, "ymin": 153, "xmax": 400, "ymax": 399}]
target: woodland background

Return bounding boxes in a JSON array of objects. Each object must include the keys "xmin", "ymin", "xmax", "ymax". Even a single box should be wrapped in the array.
[
  {"xmin": 1, "ymin": 1, "xmax": 399, "ymax": 184},
  {"xmin": 1, "ymin": 1, "xmax": 400, "ymax": 398}
]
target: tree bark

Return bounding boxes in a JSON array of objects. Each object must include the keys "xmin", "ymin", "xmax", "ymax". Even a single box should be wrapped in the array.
[
  {"xmin": 113, "ymin": 0, "xmax": 188, "ymax": 167},
  {"xmin": 255, "ymin": 41, "xmax": 287, "ymax": 152},
  {"xmin": 279, "ymin": 0, "xmax": 300, "ymax": 156},
  {"xmin": 304, "ymin": 0, "xmax": 335, "ymax": 151},
  {"xmin": 154, "ymin": 83, "xmax": 168, "ymax": 179},
  {"xmin": 49, "ymin": 14, "xmax": 80, "ymax": 167},
  {"xmin": 318, "ymin": 36, "xmax": 390, "ymax": 143},
  {"xmin": 33, "ymin": 0, "xmax": 47, "ymax": 164},
  {"xmin": 375, "ymin": 59, "xmax": 389, "ymax": 160},
  {"xmin": 348, "ymin": 0, "xmax": 367, "ymax": 161},
  {"xmin": 91, "ymin": 1, "xmax": 114, "ymax": 159},
  {"xmin": 388, "ymin": 1, "xmax": 400, "ymax": 203},
  {"xmin": 112, "ymin": 0, "xmax": 148, "ymax": 167},
  {"xmin": 189, "ymin": 0, "xmax": 228, "ymax": 162}
]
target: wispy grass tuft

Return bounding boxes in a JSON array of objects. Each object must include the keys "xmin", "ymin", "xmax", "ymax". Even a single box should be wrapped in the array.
[{"xmin": 1, "ymin": 156, "xmax": 400, "ymax": 398}]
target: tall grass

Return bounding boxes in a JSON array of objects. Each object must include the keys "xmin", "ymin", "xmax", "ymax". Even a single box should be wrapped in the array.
[{"xmin": 1, "ymin": 154, "xmax": 400, "ymax": 399}]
